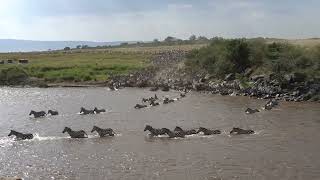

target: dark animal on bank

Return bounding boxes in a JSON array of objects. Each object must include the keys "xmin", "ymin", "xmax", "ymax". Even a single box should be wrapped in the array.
[
  {"xmin": 144, "ymin": 125, "xmax": 167, "ymax": 136},
  {"xmin": 163, "ymin": 97, "xmax": 174, "ymax": 104},
  {"xmin": 174, "ymin": 126, "xmax": 197, "ymax": 135},
  {"xmin": 142, "ymin": 98, "xmax": 149, "ymax": 103},
  {"xmin": 264, "ymin": 99, "xmax": 279, "ymax": 110},
  {"xmin": 62, "ymin": 127, "xmax": 88, "ymax": 138},
  {"xmin": 161, "ymin": 86, "xmax": 170, "ymax": 92},
  {"xmin": 142, "ymin": 95, "xmax": 158, "ymax": 103},
  {"xmin": 150, "ymin": 87, "xmax": 159, "ymax": 91},
  {"xmin": 91, "ymin": 126, "xmax": 115, "ymax": 137},
  {"xmin": 197, "ymin": 127, "xmax": 221, "ymax": 135},
  {"xmin": 8, "ymin": 130, "xmax": 33, "ymax": 140},
  {"xmin": 180, "ymin": 93, "xmax": 186, "ymax": 98},
  {"xmin": 80, "ymin": 107, "xmax": 94, "ymax": 115},
  {"xmin": 162, "ymin": 128, "xmax": 185, "ymax": 138},
  {"xmin": 245, "ymin": 108, "xmax": 260, "ymax": 114},
  {"xmin": 230, "ymin": 127, "xmax": 255, "ymax": 135},
  {"xmin": 29, "ymin": 110, "xmax": 46, "ymax": 118},
  {"xmin": 93, "ymin": 107, "xmax": 106, "ymax": 114},
  {"xmin": 150, "ymin": 99, "xmax": 160, "ymax": 106},
  {"xmin": 48, "ymin": 110, "xmax": 59, "ymax": 116}
]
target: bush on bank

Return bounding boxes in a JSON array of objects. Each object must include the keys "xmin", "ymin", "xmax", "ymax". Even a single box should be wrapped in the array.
[{"xmin": 185, "ymin": 38, "xmax": 320, "ymax": 80}]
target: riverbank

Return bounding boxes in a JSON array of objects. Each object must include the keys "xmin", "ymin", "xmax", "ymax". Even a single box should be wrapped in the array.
[{"xmin": 0, "ymin": 41, "xmax": 319, "ymax": 102}]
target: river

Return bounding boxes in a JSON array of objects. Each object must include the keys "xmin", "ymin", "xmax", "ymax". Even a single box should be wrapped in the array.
[{"xmin": 0, "ymin": 87, "xmax": 319, "ymax": 180}]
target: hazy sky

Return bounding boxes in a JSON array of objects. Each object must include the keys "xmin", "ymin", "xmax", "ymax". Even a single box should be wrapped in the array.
[{"xmin": 0, "ymin": 0, "xmax": 319, "ymax": 41}]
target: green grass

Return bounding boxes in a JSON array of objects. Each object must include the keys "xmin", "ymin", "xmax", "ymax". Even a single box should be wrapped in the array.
[{"xmin": 0, "ymin": 51, "xmax": 151, "ymax": 83}]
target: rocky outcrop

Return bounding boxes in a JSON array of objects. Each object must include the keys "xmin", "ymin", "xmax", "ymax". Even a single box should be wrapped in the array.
[{"xmin": 107, "ymin": 51, "xmax": 320, "ymax": 102}]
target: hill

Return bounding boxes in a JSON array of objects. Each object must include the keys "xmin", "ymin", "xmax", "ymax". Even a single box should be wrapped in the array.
[{"xmin": 0, "ymin": 39, "xmax": 124, "ymax": 52}]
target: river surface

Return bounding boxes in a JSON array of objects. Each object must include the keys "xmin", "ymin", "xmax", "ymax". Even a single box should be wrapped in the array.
[{"xmin": 0, "ymin": 87, "xmax": 319, "ymax": 180}]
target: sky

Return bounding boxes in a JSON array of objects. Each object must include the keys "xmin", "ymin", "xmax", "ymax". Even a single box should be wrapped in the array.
[{"xmin": 0, "ymin": 0, "xmax": 319, "ymax": 41}]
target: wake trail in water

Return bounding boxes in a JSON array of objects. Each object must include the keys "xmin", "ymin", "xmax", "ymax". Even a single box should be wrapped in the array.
[{"xmin": 0, "ymin": 133, "xmax": 122, "ymax": 147}]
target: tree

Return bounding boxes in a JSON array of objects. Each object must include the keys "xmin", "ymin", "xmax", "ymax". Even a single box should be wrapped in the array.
[
  {"xmin": 164, "ymin": 36, "xmax": 177, "ymax": 42},
  {"xmin": 64, "ymin": 47, "xmax": 71, "ymax": 51},
  {"xmin": 197, "ymin": 36, "xmax": 209, "ymax": 41},
  {"xmin": 76, "ymin": 45, "xmax": 81, "ymax": 49},
  {"xmin": 227, "ymin": 39, "xmax": 250, "ymax": 73},
  {"xmin": 81, "ymin": 45, "xmax": 89, "ymax": 49},
  {"xmin": 153, "ymin": 39, "xmax": 159, "ymax": 43},
  {"xmin": 189, "ymin": 35, "xmax": 197, "ymax": 41}
]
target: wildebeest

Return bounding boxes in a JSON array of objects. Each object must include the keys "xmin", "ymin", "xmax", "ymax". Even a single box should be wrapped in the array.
[
  {"xmin": 150, "ymin": 100, "xmax": 160, "ymax": 106},
  {"xmin": 8, "ymin": 130, "xmax": 33, "ymax": 140},
  {"xmin": 161, "ymin": 86, "xmax": 170, "ymax": 92},
  {"xmin": 93, "ymin": 107, "xmax": 106, "ymax": 114},
  {"xmin": 163, "ymin": 97, "xmax": 174, "ymax": 104},
  {"xmin": 174, "ymin": 126, "xmax": 197, "ymax": 135},
  {"xmin": 144, "ymin": 125, "xmax": 167, "ymax": 136},
  {"xmin": 245, "ymin": 108, "xmax": 260, "ymax": 114},
  {"xmin": 62, "ymin": 127, "xmax": 88, "ymax": 138},
  {"xmin": 134, "ymin": 104, "xmax": 147, "ymax": 109},
  {"xmin": 29, "ymin": 110, "xmax": 46, "ymax": 118},
  {"xmin": 80, "ymin": 107, "xmax": 94, "ymax": 115},
  {"xmin": 48, "ymin": 110, "xmax": 59, "ymax": 116},
  {"xmin": 162, "ymin": 128, "xmax": 185, "ymax": 138},
  {"xmin": 230, "ymin": 127, "xmax": 255, "ymax": 135},
  {"xmin": 197, "ymin": 127, "xmax": 221, "ymax": 135},
  {"xmin": 264, "ymin": 99, "xmax": 279, "ymax": 110},
  {"xmin": 91, "ymin": 126, "xmax": 115, "ymax": 137}
]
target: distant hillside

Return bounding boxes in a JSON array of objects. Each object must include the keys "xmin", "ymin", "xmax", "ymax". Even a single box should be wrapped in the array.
[{"xmin": 0, "ymin": 39, "xmax": 124, "ymax": 52}]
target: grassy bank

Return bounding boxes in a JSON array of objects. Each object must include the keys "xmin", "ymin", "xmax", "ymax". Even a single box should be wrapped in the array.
[{"xmin": 0, "ymin": 50, "xmax": 152, "ymax": 84}]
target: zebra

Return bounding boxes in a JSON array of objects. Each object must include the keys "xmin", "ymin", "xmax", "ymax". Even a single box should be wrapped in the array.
[
  {"xmin": 48, "ymin": 110, "xmax": 59, "ymax": 116},
  {"xmin": 80, "ymin": 107, "xmax": 94, "ymax": 115},
  {"xmin": 230, "ymin": 127, "xmax": 255, "ymax": 135},
  {"xmin": 91, "ymin": 126, "xmax": 115, "ymax": 137},
  {"xmin": 29, "ymin": 110, "xmax": 46, "ymax": 118},
  {"xmin": 8, "ymin": 130, "xmax": 33, "ymax": 140},
  {"xmin": 62, "ymin": 127, "xmax": 88, "ymax": 138},
  {"xmin": 144, "ymin": 125, "xmax": 167, "ymax": 136},
  {"xmin": 174, "ymin": 126, "xmax": 197, "ymax": 135},
  {"xmin": 93, "ymin": 107, "xmax": 106, "ymax": 114},
  {"xmin": 162, "ymin": 128, "xmax": 185, "ymax": 138},
  {"xmin": 197, "ymin": 127, "xmax": 221, "ymax": 135}
]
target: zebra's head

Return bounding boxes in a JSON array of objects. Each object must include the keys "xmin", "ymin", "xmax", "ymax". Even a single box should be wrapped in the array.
[{"xmin": 62, "ymin": 127, "xmax": 71, "ymax": 133}]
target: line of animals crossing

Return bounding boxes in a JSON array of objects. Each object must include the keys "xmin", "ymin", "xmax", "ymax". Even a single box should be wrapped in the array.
[{"xmin": 7, "ymin": 93, "xmax": 279, "ymax": 141}]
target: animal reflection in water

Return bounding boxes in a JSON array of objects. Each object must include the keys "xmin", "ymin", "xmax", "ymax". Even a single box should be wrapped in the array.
[
  {"xmin": 62, "ymin": 127, "xmax": 88, "ymax": 138},
  {"xmin": 8, "ymin": 130, "xmax": 33, "ymax": 140},
  {"xmin": 230, "ymin": 127, "xmax": 255, "ymax": 135},
  {"xmin": 29, "ymin": 110, "xmax": 46, "ymax": 118},
  {"xmin": 91, "ymin": 126, "xmax": 115, "ymax": 137}
]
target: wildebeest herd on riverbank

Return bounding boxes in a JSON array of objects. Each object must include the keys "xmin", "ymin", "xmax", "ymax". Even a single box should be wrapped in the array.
[{"xmin": 7, "ymin": 90, "xmax": 280, "ymax": 141}]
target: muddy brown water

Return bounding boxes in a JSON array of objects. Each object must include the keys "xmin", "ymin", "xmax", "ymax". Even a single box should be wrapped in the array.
[{"xmin": 0, "ymin": 87, "xmax": 319, "ymax": 180}]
